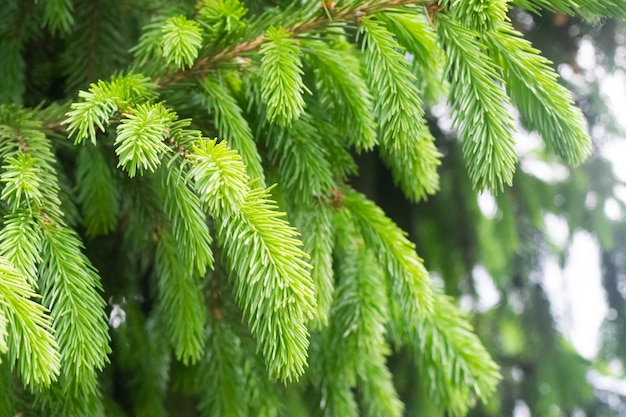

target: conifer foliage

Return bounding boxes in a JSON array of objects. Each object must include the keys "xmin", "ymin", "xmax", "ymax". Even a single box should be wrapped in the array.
[{"xmin": 0, "ymin": 0, "xmax": 617, "ymax": 416}]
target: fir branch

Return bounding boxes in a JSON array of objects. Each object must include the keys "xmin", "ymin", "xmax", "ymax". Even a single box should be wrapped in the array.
[
  {"xmin": 260, "ymin": 26, "xmax": 307, "ymax": 126},
  {"xmin": 39, "ymin": 224, "xmax": 111, "ymax": 396},
  {"xmin": 291, "ymin": 200, "xmax": 335, "ymax": 327},
  {"xmin": 267, "ymin": 114, "xmax": 335, "ymax": 206},
  {"xmin": 360, "ymin": 16, "xmax": 440, "ymax": 201},
  {"xmin": 0, "ymin": 211, "xmax": 42, "ymax": 287},
  {"xmin": 437, "ymin": 15, "xmax": 517, "ymax": 192},
  {"xmin": 156, "ymin": 165, "xmax": 214, "ymax": 276},
  {"xmin": 115, "ymin": 102, "xmax": 175, "ymax": 177},
  {"xmin": 162, "ymin": 16, "xmax": 204, "ymax": 69},
  {"xmin": 327, "ymin": 213, "xmax": 404, "ymax": 417},
  {"xmin": 64, "ymin": 74, "xmax": 158, "ymax": 145},
  {"xmin": 512, "ymin": 0, "xmax": 626, "ymax": 19},
  {"xmin": 41, "ymin": 0, "xmax": 74, "ymax": 33},
  {"xmin": 196, "ymin": 318, "xmax": 248, "ymax": 417},
  {"xmin": 155, "ymin": 231, "xmax": 207, "ymax": 365},
  {"xmin": 0, "ymin": 256, "xmax": 61, "ymax": 388},
  {"xmin": 202, "ymin": 75, "xmax": 266, "ymax": 186},
  {"xmin": 484, "ymin": 22, "xmax": 591, "ymax": 164},
  {"xmin": 1, "ymin": 152, "xmax": 44, "ymax": 210},
  {"xmin": 216, "ymin": 186, "xmax": 316, "ymax": 381},
  {"xmin": 188, "ymin": 138, "xmax": 249, "ymax": 217},
  {"xmin": 378, "ymin": 11, "xmax": 446, "ymax": 103},
  {"xmin": 303, "ymin": 39, "xmax": 378, "ymax": 151},
  {"xmin": 75, "ymin": 146, "xmax": 120, "ymax": 237},
  {"xmin": 439, "ymin": 0, "xmax": 508, "ymax": 32},
  {"xmin": 340, "ymin": 187, "xmax": 433, "ymax": 319},
  {"xmin": 406, "ymin": 290, "xmax": 501, "ymax": 417}
]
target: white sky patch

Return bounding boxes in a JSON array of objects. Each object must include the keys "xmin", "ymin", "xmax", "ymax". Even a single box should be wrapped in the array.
[
  {"xmin": 477, "ymin": 192, "xmax": 498, "ymax": 219},
  {"xmin": 473, "ymin": 265, "xmax": 501, "ymax": 311},
  {"xmin": 513, "ymin": 400, "xmax": 531, "ymax": 417},
  {"xmin": 542, "ymin": 231, "xmax": 607, "ymax": 360}
]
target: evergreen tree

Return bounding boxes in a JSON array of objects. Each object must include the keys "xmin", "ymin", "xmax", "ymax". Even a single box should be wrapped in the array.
[{"xmin": 0, "ymin": 1, "xmax": 622, "ymax": 416}]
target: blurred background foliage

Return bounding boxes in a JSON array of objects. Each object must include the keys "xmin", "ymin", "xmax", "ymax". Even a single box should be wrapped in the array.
[{"xmin": 351, "ymin": 8, "xmax": 626, "ymax": 417}]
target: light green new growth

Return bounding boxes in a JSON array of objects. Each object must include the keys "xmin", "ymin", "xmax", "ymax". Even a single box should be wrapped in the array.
[
  {"xmin": 39, "ymin": 225, "xmax": 111, "ymax": 395},
  {"xmin": 1, "ymin": 153, "xmax": 44, "ymax": 210},
  {"xmin": 162, "ymin": 16, "xmax": 203, "ymax": 69},
  {"xmin": 189, "ymin": 138, "xmax": 249, "ymax": 217},
  {"xmin": 0, "ymin": 212, "xmax": 43, "ymax": 287},
  {"xmin": 217, "ymin": 186, "xmax": 316, "ymax": 381},
  {"xmin": 485, "ymin": 22, "xmax": 591, "ymax": 163},
  {"xmin": 0, "ymin": 0, "xmax": 612, "ymax": 415},
  {"xmin": 0, "ymin": 256, "xmax": 60, "ymax": 387},
  {"xmin": 189, "ymin": 137, "xmax": 316, "ymax": 381},
  {"xmin": 115, "ymin": 103, "xmax": 175, "ymax": 177},
  {"xmin": 64, "ymin": 74, "xmax": 158, "ymax": 144},
  {"xmin": 438, "ymin": 15, "xmax": 517, "ymax": 192},
  {"xmin": 202, "ymin": 76, "xmax": 266, "ymax": 186},
  {"xmin": 260, "ymin": 27, "xmax": 307, "ymax": 126},
  {"xmin": 443, "ymin": 0, "xmax": 509, "ymax": 32},
  {"xmin": 360, "ymin": 16, "xmax": 440, "ymax": 201}
]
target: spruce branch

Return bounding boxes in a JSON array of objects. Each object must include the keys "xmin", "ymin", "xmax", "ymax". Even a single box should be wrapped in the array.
[
  {"xmin": 437, "ymin": 15, "xmax": 517, "ymax": 192},
  {"xmin": 188, "ymin": 137, "xmax": 316, "ymax": 381},
  {"xmin": 39, "ymin": 224, "xmax": 111, "ymax": 396},
  {"xmin": 196, "ymin": 318, "xmax": 248, "ymax": 417},
  {"xmin": 155, "ymin": 0, "xmax": 435, "ymax": 87},
  {"xmin": 162, "ymin": 16, "xmax": 204, "ymax": 70},
  {"xmin": 0, "ymin": 256, "xmax": 61, "ymax": 388},
  {"xmin": 260, "ymin": 26, "xmax": 307, "ymax": 126},
  {"xmin": 156, "ymin": 165, "xmax": 214, "ymax": 276},
  {"xmin": 291, "ymin": 200, "xmax": 335, "ymax": 327},
  {"xmin": 485, "ymin": 22, "xmax": 591, "ymax": 164},
  {"xmin": 75, "ymin": 146, "xmax": 120, "ymax": 237},
  {"xmin": 439, "ymin": 0, "xmax": 508, "ymax": 32},
  {"xmin": 41, "ymin": 0, "xmax": 74, "ymax": 34},
  {"xmin": 202, "ymin": 76, "xmax": 266, "ymax": 186},
  {"xmin": 64, "ymin": 74, "xmax": 158, "ymax": 145},
  {"xmin": 188, "ymin": 138, "xmax": 249, "ymax": 217},
  {"xmin": 216, "ymin": 186, "xmax": 316, "ymax": 381},
  {"xmin": 267, "ymin": 114, "xmax": 335, "ymax": 206},
  {"xmin": 360, "ymin": 16, "xmax": 441, "ymax": 201},
  {"xmin": 0, "ymin": 212, "xmax": 42, "ymax": 287},
  {"xmin": 303, "ymin": 38, "xmax": 378, "ymax": 151},
  {"xmin": 115, "ymin": 102, "xmax": 175, "ymax": 177},
  {"xmin": 155, "ymin": 231, "xmax": 207, "ymax": 365},
  {"xmin": 340, "ymin": 187, "xmax": 434, "ymax": 319},
  {"xmin": 404, "ymin": 290, "xmax": 502, "ymax": 417},
  {"xmin": 512, "ymin": 0, "xmax": 626, "ymax": 19}
]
